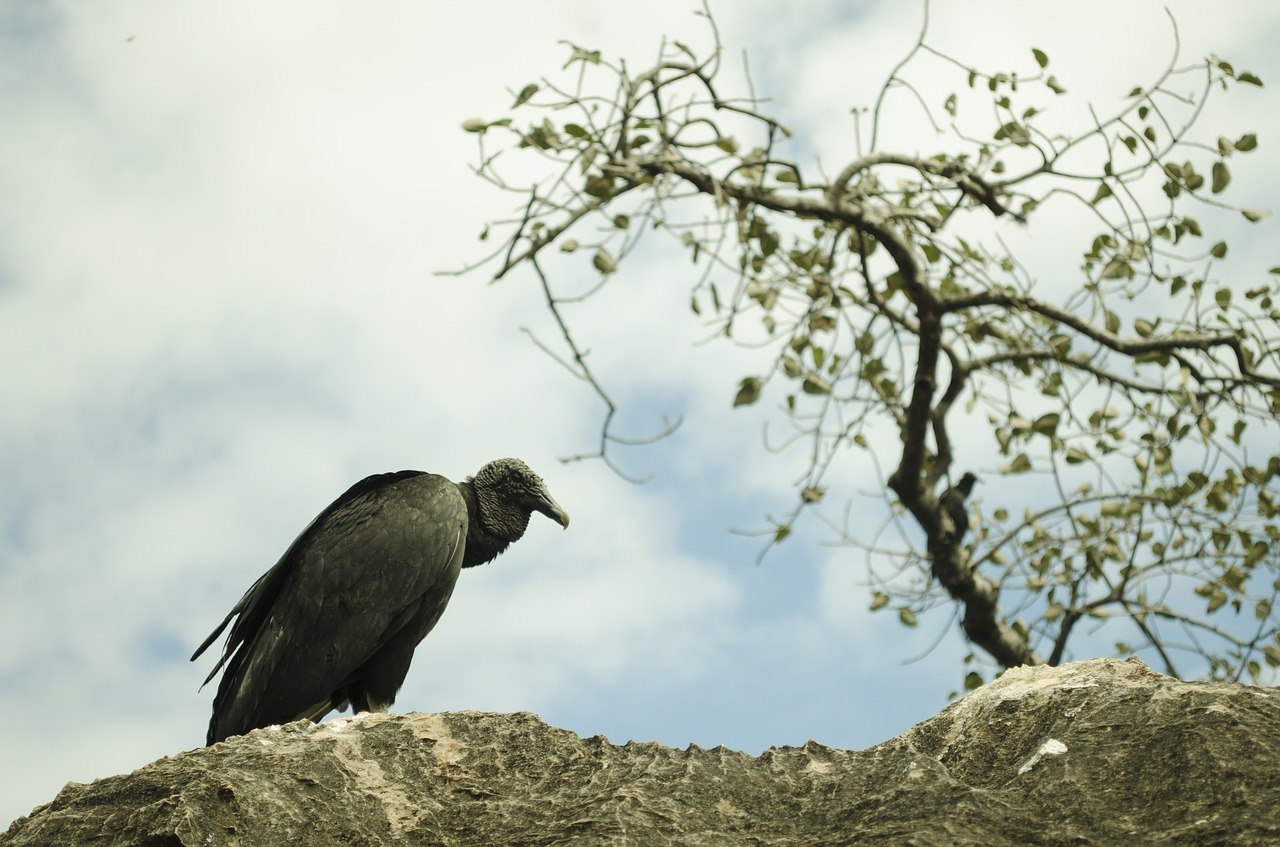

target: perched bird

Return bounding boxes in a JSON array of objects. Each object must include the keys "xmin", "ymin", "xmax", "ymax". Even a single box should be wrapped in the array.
[
  {"xmin": 939, "ymin": 471, "xmax": 978, "ymax": 544},
  {"xmin": 191, "ymin": 458, "xmax": 568, "ymax": 745}
]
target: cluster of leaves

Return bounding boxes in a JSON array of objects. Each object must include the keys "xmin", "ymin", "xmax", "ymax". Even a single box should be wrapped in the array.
[{"xmin": 458, "ymin": 9, "xmax": 1280, "ymax": 684}]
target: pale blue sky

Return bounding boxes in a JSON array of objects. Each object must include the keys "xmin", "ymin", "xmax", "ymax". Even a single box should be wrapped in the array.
[{"xmin": 2, "ymin": 0, "xmax": 1278, "ymax": 828}]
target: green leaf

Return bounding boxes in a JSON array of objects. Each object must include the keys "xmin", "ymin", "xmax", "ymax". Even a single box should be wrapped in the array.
[
  {"xmin": 1210, "ymin": 241, "xmax": 1228, "ymax": 259},
  {"xmin": 523, "ymin": 123, "xmax": 559, "ymax": 150},
  {"xmin": 1215, "ymin": 288, "xmax": 1231, "ymax": 309},
  {"xmin": 898, "ymin": 608, "xmax": 919, "ymax": 627},
  {"xmin": 1238, "ymin": 72, "xmax": 1263, "ymax": 86},
  {"xmin": 801, "ymin": 486, "xmax": 825, "ymax": 504},
  {"xmin": 759, "ymin": 228, "xmax": 780, "ymax": 258},
  {"xmin": 809, "ymin": 312, "xmax": 836, "ymax": 332},
  {"xmin": 1100, "ymin": 259, "xmax": 1130, "ymax": 280},
  {"xmin": 461, "ymin": 117, "xmax": 490, "ymax": 133},
  {"xmin": 733, "ymin": 376, "xmax": 762, "ymax": 407},
  {"xmin": 512, "ymin": 83, "xmax": 539, "ymax": 108},
  {"xmin": 592, "ymin": 248, "xmax": 617, "ymax": 274},
  {"xmin": 1236, "ymin": 133, "xmax": 1258, "ymax": 152},
  {"xmin": 583, "ymin": 174, "xmax": 616, "ymax": 199},
  {"xmin": 559, "ymin": 239, "xmax": 579, "ymax": 253},
  {"xmin": 1002, "ymin": 453, "xmax": 1033, "ymax": 474},
  {"xmin": 562, "ymin": 44, "xmax": 601, "ymax": 68},
  {"xmin": 994, "ymin": 121, "xmax": 1032, "ymax": 146},
  {"xmin": 715, "ymin": 136, "xmax": 739, "ymax": 154},
  {"xmin": 1212, "ymin": 161, "xmax": 1230, "ymax": 193},
  {"xmin": 964, "ymin": 671, "xmax": 984, "ymax": 691},
  {"xmin": 1091, "ymin": 183, "xmax": 1112, "ymax": 204},
  {"xmin": 801, "ymin": 374, "xmax": 832, "ymax": 395},
  {"xmin": 774, "ymin": 524, "xmax": 791, "ymax": 544},
  {"xmin": 1045, "ymin": 75, "xmax": 1066, "ymax": 94},
  {"xmin": 1242, "ymin": 207, "xmax": 1271, "ymax": 222},
  {"xmin": 1198, "ymin": 417, "xmax": 1216, "ymax": 440},
  {"xmin": 869, "ymin": 591, "xmax": 890, "ymax": 611},
  {"xmin": 1032, "ymin": 48, "xmax": 1049, "ymax": 68},
  {"xmin": 1066, "ymin": 447, "xmax": 1089, "ymax": 464},
  {"xmin": 1032, "ymin": 413, "xmax": 1061, "ymax": 436}
]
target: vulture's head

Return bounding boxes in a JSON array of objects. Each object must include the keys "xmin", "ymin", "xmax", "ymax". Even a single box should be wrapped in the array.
[
  {"xmin": 471, "ymin": 457, "xmax": 570, "ymax": 540},
  {"xmin": 956, "ymin": 471, "xmax": 979, "ymax": 497}
]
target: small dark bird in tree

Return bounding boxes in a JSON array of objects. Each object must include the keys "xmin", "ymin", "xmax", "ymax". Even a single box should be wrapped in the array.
[
  {"xmin": 939, "ymin": 472, "xmax": 979, "ymax": 544},
  {"xmin": 191, "ymin": 458, "xmax": 568, "ymax": 745}
]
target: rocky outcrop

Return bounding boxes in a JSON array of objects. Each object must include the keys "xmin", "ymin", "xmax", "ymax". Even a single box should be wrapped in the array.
[{"xmin": 4, "ymin": 658, "xmax": 1278, "ymax": 846}]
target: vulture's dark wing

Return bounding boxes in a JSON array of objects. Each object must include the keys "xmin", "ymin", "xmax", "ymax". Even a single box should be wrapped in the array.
[
  {"xmin": 191, "ymin": 471, "xmax": 427, "ymax": 678},
  {"xmin": 195, "ymin": 471, "xmax": 467, "ymax": 742}
]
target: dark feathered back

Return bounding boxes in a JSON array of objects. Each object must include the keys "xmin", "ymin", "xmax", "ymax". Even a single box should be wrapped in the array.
[
  {"xmin": 192, "ymin": 471, "xmax": 435, "ymax": 743},
  {"xmin": 191, "ymin": 471, "xmax": 427, "ymax": 680}
]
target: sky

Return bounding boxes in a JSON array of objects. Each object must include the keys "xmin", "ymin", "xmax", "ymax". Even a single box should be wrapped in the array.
[{"xmin": 2, "ymin": 0, "xmax": 1279, "ymax": 828}]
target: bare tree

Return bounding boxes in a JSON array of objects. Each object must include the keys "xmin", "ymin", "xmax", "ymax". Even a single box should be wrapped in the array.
[{"xmin": 454, "ymin": 5, "xmax": 1280, "ymax": 686}]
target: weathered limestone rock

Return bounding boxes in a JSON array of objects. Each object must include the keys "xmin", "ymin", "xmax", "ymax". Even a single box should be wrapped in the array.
[{"xmin": 4, "ymin": 658, "xmax": 1278, "ymax": 846}]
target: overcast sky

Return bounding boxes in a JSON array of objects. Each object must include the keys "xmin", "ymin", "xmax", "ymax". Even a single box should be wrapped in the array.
[{"xmin": 2, "ymin": 0, "xmax": 1278, "ymax": 828}]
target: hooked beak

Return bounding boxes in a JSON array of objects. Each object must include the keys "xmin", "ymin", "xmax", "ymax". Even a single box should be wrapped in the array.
[{"xmin": 534, "ymin": 492, "xmax": 570, "ymax": 529}]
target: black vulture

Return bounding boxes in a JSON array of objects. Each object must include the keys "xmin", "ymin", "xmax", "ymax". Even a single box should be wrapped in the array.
[
  {"xmin": 191, "ymin": 457, "xmax": 568, "ymax": 745},
  {"xmin": 939, "ymin": 471, "xmax": 978, "ymax": 543}
]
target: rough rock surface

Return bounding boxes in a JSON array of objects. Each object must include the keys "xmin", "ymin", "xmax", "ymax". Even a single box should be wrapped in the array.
[{"xmin": 4, "ymin": 658, "xmax": 1278, "ymax": 846}]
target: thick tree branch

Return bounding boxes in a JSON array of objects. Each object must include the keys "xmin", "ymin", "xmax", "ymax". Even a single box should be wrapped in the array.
[
  {"xmin": 828, "ymin": 152, "xmax": 1017, "ymax": 220},
  {"xmin": 946, "ymin": 290, "xmax": 1280, "ymax": 390}
]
